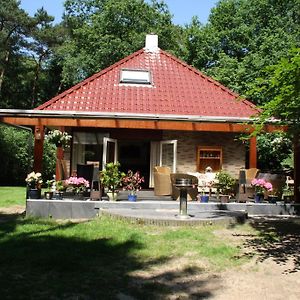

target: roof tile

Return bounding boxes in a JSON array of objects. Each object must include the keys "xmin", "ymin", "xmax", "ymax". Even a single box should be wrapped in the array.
[{"xmin": 36, "ymin": 48, "xmax": 259, "ymax": 118}]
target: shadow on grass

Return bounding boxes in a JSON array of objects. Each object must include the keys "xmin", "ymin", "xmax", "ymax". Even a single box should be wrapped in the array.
[
  {"xmin": 244, "ymin": 218, "xmax": 300, "ymax": 274},
  {"xmin": 0, "ymin": 214, "xmax": 218, "ymax": 299}
]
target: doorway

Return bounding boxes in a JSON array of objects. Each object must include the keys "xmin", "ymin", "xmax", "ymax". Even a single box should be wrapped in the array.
[{"xmin": 118, "ymin": 140, "xmax": 151, "ymax": 189}]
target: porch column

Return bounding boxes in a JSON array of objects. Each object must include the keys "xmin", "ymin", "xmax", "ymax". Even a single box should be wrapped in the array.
[
  {"xmin": 249, "ymin": 136, "xmax": 257, "ymax": 168},
  {"xmin": 294, "ymin": 135, "xmax": 300, "ymax": 203},
  {"xmin": 33, "ymin": 125, "xmax": 44, "ymax": 172},
  {"xmin": 55, "ymin": 126, "xmax": 65, "ymax": 180}
]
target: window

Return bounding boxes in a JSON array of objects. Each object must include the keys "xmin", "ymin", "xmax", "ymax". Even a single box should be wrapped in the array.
[{"xmin": 120, "ymin": 69, "xmax": 151, "ymax": 84}]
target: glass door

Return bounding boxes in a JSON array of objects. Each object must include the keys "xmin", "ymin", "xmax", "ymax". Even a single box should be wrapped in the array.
[
  {"xmin": 159, "ymin": 140, "xmax": 177, "ymax": 173},
  {"xmin": 102, "ymin": 137, "xmax": 118, "ymax": 170}
]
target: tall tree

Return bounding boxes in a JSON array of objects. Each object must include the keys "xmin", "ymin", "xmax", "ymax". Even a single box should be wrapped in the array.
[
  {"xmin": 59, "ymin": 0, "xmax": 183, "ymax": 86},
  {"xmin": 253, "ymin": 47, "xmax": 300, "ymax": 201},
  {"xmin": 0, "ymin": 0, "xmax": 32, "ymax": 95},
  {"xmin": 184, "ymin": 0, "xmax": 300, "ymax": 105}
]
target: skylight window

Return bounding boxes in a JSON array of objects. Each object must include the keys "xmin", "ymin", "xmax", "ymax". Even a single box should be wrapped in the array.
[{"xmin": 120, "ymin": 69, "xmax": 151, "ymax": 84}]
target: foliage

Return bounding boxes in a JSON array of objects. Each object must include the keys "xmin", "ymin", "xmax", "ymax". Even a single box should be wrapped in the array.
[
  {"xmin": 42, "ymin": 141, "xmax": 56, "ymax": 182},
  {"xmin": 99, "ymin": 162, "xmax": 125, "ymax": 193},
  {"xmin": 45, "ymin": 129, "xmax": 72, "ymax": 148},
  {"xmin": 251, "ymin": 178, "xmax": 273, "ymax": 194},
  {"xmin": 25, "ymin": 171, "xmax": 43, "ymax": 188},
  {"xmin": 0, "ymin": 125, "xmax": 33, "ymax": 186},
  {"xmin": 256, "ymin": 132, "xmax": 293, "ymax": 171},
  {"xmin": 65, "ymin": 176, "xmax": 89, "ymax": 194},
  {"xmin": 252, "ymin": 48, "xmax": 300, "ymax": 134},
  {"xmin": 122, "ymin": 170, "xmax": 144, "ymax": 193},
  {"xmin": 184, "ymin": 0, "xmax": 300, "ymax": 105},
  {"xmin": 0, "ymin": 0, "xmax": 64, "ymax": 109},
  {"xmin": 214, "ymin": 170, "xmax": 235, "ymax": 195},
  {"xmin": 59, "ymin": 0, "xmax": 184, "ymax": 86}
]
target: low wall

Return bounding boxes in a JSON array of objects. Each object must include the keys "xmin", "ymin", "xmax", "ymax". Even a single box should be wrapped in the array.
[{"xmin": 26, "ymin": 199, "xmax": 300, "ymax": 220}]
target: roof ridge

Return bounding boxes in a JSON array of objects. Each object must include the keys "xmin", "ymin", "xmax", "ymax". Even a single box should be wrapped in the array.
[
  {"xmin": 159, "ymin": 49, "xmax": 260, "ymax": 113},
  {"xmin": 36, "ymin": 48, "xmax": 146, "ymax": 110}
]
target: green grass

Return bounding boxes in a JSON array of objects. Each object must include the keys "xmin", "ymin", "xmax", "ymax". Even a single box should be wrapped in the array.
[
  {"xmin": 0, "ymin": 187, "xmax": 253, "ymax": 298},
  {"xmin": 0, "ymin": 212, "xmax": 251, "ymax": 299},
  {"xmin": 0, "ymin": 186, "xmax": 26, "ymax": 207}
]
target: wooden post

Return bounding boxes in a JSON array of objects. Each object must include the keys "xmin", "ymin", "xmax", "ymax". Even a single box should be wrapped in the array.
[
  {"xmin": 55, "ymin": 146, "xmax": 64, "ymax": 180},
  {"xmin": 294, "ymin": 135, "xmax": 300, "ymax": 203},
  {"xmin": 33, "ymin": 125, "xmax": 44, "ymax": 172},
  {"xmin": 249, "ymin": 136, "xmax": 257, "ymax": 168},
  {"xmin": 55, "ymin": 126, "xmax": 65, "ymax": 180}
]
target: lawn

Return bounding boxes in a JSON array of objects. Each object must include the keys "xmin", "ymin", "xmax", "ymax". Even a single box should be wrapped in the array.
[
  {"xmin": 0, "ymin": 186, "xmax": 254, "ymax": 299},
  {"xmin": 0, "ymin": 186, "xmax": 26, "ymax": 207}
]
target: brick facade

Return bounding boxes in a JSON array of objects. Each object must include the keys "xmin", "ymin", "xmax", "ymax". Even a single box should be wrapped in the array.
[{"xmin": 163, "ymin": 131, "xmax": 245, "ymax": 178}]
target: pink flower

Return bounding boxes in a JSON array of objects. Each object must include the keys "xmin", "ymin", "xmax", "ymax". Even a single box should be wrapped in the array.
[
  {"xmin": 251, "ymin": 178, "xmax": 273, "ymax": 193},
  {"xmin": 65, "ymin": 176, "xmax": 89, "ymax": 193}
]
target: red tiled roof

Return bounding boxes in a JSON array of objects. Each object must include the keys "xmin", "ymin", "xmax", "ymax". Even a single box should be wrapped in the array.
[{"xmin": 36, "ymin": 48, "xmax": 259, "ymax": 118}]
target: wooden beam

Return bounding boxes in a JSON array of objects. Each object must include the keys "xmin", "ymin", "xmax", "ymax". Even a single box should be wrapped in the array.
[
  {"xmin": 1, "ymin": 116, "xmax": 259, "ymax": 133},
  {"xmin": 249, "ymin": 136, "xmax": 257, "ymax": 168}
]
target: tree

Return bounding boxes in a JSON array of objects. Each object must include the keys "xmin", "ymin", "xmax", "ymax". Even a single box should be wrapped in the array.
[
  {"xmin": 0, "ymin": 0, "xmax": 33, "ymax": 95},
  {"xmin": 253, "ymin": 47, "xmax": 300, "ymax": 201},
  {"xmin": 59, "ymin": 0, "xmax": 183, "ymax": 86},
  {"xmin": 184, "ymin": 0, "xmax": 300, "ymax": 105}
]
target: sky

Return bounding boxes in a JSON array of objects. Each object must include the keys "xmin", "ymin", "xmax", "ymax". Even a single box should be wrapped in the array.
[{"xmin": 20, "ymin": 0, "xmax": 218, "ymax": 25}]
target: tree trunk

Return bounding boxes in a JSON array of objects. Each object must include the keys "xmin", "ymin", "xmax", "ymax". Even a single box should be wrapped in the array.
[
  {"xmin": 0, "ymin": 50, "xmax": 10, "ymax": 95},
  {"xmin": 294, "ymin": 134, "xmax": 300, "ymax": 203}
]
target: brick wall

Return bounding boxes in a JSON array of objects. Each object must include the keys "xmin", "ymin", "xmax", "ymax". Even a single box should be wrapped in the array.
[{"xmin": 163, "ymin": 131, "xmax": 245, "ymax": 178}]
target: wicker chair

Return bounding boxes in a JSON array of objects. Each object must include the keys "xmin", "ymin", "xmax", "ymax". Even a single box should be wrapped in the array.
[
  {"xmin": 153, "ymin": 166, "xmax": 172, "ymax": 196},
  {"xmin": 170, "ymin": 173, "xmax": 198, "ymax": 201}
]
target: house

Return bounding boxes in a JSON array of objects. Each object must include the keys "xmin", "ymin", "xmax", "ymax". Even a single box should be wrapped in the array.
[{"xmin": 0, "ymin": 34, "xmax": 262, "ymax": 189}]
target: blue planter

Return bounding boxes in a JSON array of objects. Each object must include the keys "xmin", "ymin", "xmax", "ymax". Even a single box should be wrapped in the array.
[
  {"xmin": 200, "ymin": 195, "xmax": 209, "ymax": 203},
  {"xmin": 128, "ymin": 194, "xmax": 137, "ymax": 202},
  {"xmin": 255, "ymin": 193, "xmax": 264, "ymax": 203}
]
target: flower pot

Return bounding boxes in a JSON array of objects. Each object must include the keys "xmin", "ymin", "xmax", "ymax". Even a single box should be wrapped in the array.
[
  {"xmin": 74, "ymin": 192, "xmax": 84, "ymax": 201},
  {"xmin": 54, "ymin": 191, "xmax": 64, "ymax": 200},
  {"xmin": 255, "ymin": 193, "xmax": 264, "ymax": 203},
  {"xmin": 268, "ymin": 195, "xmax": 278, "ymax": 204},
  {"xmin": 44, "ymin": 191, "xmax": 53, "ymax": 200},
  {"xmin": 28, "ymin": 189, "xmax": 41, "ymax": 199},
  {"xmin": 219, "ymin": 194, "xmax": 230, "ymax": 203},
  {"xmin": 128, "ymin": 193, "xmax": 137, "ymax": 202},
  {"xmin": 200, "ymin": 195, "xmax": 209, "ymax": 203},
  {"xmin": 107, "ymin": 192, "xmax": 118, "ymax": 201}
]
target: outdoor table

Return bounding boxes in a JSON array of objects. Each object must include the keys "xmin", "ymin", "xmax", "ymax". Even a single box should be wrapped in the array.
[{"xmin": 175, "ymin": 178, "xmax": 193, "ymax": 218}]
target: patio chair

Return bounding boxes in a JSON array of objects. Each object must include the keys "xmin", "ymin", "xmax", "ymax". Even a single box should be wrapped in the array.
[
  {"xmin": 237, "ymin": 168, "xmax": 259, "ymax": 202},
  {"xmin": 170, "ymin": 173, "xmax": 198, "ymax": 201},
  {"xmin": 153, "ymin": 166, "xmax": 172, "ymax": 196}
]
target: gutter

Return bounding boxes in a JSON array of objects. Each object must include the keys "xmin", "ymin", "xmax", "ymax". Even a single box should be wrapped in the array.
[{"xmin": 0, "ymin": 109, "xmax": 256, "ymax": 123}]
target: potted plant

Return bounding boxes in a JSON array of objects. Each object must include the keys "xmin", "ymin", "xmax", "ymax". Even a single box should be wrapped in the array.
[
  {"xmin": 99, "ymin": 162, "xmax": 125, "ymax": 201},
  {"xmin": 251, "ymin": 178, "xmax": 273, "ymax": 203},
  {"xmin": 45, "ymin": 129, "xmax": 72, "ymax": 148},
  {"xmin": 281, "ymin": 185, "xmax": 294, "ymax": 202},
  {"xmin": 54, "ymin": 180, "xmax": 66, "ymax": 199},
  {"xmin": 214, "ymin": 170, "xmax": 235, "ymax": 202},
  {"xmin": 44, "ymin": 178, "xmax": 56, "ymax": 200},
  {"xmin": 122, "ymin": 170, "xmax": 144, "ymax": 201},
  {"xmin": 65, "ymin": 176, "xmax": 89, "ymax": 200},
  {"xmin": 25, "ymin": 171, "xmax": 43, "ymax": 199}
]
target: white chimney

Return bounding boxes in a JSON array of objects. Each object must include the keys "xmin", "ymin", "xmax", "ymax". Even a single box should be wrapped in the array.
[{"xmin": 145, "ymin": 34, "xmax": 159, "ymax": 52}]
